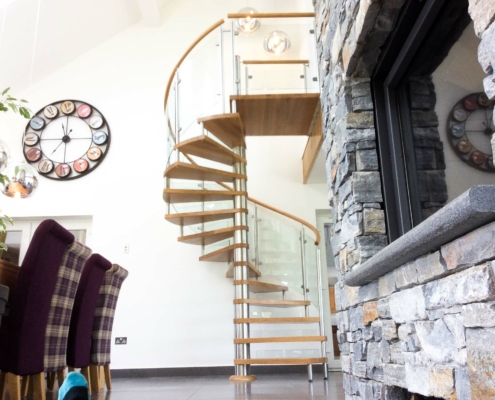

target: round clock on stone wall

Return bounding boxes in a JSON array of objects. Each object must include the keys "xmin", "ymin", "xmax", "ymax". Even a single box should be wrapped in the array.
[
  {"xmin": 23, "ymin": 100, "xmax": 110, "ymax": 180},
  {"xmin": 447, "ymin": 92, "xmax": 495, "ymax": 172}
]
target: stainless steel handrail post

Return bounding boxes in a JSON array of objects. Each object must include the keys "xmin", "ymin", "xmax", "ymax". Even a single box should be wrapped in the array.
[
  {"xmin": 300, "ymin": 226, "xmax": 309, "ymax": 317},
  {"xmin": 317, "ymin": 246, "xmax": 329, "ymax": 380},
  {"xmin": 219, "ymin": 26, "xmax": 225, "ymax": 113},
  {"xmin": 174, "ymin": 70, "xmax": 180, "ymax": 162},
  {"xmin": 304, "ymin": 64, "xmax": 308, "ymax": 94},
  {"xmin": 235, "ymin": 55, "xmax": 241, "ymax": 95},
  {"xmin": 231, "ymin": 20, "xmax": 236, "ymax": 95},
  {"xmin": 245, "ymin": 65, "xmax": 249, "ymax": 95},
  {"xmin": 254, "ymin": 205, "xmax": 260, "ymax": 273}
]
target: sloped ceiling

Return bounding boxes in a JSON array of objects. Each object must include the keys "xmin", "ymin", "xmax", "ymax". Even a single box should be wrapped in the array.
[{"xmin": 0, "ymin": 0, "xmax": 173, "ymax": 93}]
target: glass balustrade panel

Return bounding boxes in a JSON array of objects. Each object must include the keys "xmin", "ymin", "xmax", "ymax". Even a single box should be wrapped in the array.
[
  {"xmin": 244, "ymin": 65, "xmax": 307, "ymax": 95},
  {"xmin": 304, "ymin": 232, "xmax": 320, "ymax": 311},
  {"xmin": 177, "ymin": 32, "xmax": 222, "ymax": 145}
]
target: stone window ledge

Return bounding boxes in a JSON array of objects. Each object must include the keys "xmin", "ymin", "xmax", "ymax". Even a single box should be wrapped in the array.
[{"xmin": 345, "ymin": 185, "xmax": 495, "ymax": 286}]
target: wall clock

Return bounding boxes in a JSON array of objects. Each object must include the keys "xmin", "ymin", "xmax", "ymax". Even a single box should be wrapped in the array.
[
  {"xmin": 23, "ymin": 100, "xmax": 110, "ymax": 180},
  {"xmin": 447, "ymin": 92, "xmax": 495, "ymax": 172}
]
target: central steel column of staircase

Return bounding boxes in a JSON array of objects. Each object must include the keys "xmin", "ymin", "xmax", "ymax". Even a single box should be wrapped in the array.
[{"xmin": 231, "ymin": 145, "xmax": 255, "ymax": 382}]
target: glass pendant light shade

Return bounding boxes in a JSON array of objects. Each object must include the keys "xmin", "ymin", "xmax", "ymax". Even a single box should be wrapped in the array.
[
  {"xmin": 0, "ymin": 139, "xmax": 10, "ymax": 173},
  {"xmin": 264, "ymin": 31, "xmax": 291, "ymax": 54},
  {"xmin": 2, "ymin": 160, "xmax": 39, "ymax": 199},
  {"xmin": 236, "ymin": 7, "xmax": 261, "ymax": 35}
]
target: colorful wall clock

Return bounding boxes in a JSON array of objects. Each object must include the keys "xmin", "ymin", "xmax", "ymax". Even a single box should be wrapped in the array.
[{"xmin": 23, "ymin": 100, "xmax": 110, "ymax": 180}]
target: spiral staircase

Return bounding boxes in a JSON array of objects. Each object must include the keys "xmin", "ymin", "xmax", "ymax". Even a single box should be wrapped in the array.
[{"xmin": 163, "ymin": 13, "xmax": 329, "ymax": 382}]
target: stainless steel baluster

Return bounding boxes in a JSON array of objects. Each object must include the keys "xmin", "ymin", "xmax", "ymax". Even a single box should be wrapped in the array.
[
  {"xmin": 219, "ymin": 26, "xmax": 225, "ymax": 113},
  {"xmin": 174, "ymin": 70, "xmax": 180, "ymax": 162},
  {"xmin": 231, "ymin": 20, "xmax": 236, "ymax": 95},
  {"xmin": 300, "ymin": 226, "xmax": 309, "ymax": 317},
  {"xmin": 317, "ymin": 246, "xmax": 329, "ymax": 380}
]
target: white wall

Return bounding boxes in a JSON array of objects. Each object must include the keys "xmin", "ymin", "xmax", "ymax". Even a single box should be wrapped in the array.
[
  {"xmin": 432, "ymin": 22, "xmax": 495, "ymax": 202},
  {"xmin": 0, "ymin": 0, "xmax": 327, "ymax": 369}
]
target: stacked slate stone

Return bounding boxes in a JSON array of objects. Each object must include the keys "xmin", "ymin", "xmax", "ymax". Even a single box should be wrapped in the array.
[
  {"xmin": 408, "ymin": 76, "xmax": 448, "ymax": 220},
  {"xmin": 335, "ymin": 221, "xmax": 495, "ymax": 399}
]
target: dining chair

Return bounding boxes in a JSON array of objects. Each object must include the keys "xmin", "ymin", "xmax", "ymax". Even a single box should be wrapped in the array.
[
  {"xmin": 66, "ymin": 253, "xmax": 112, "ymax": 394},
  {"xmin": 89, "ymin": 264, "xmax": 128, "ymax": 393},
  {"xmin": 0, "ymin": 220, "xmax": 75, "ymax": 400}
]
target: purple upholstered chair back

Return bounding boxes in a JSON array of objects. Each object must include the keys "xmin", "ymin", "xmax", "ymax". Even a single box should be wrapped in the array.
[
  {"xmin": 0, "ymin": 220, "xmax": 74, "ymax": 376},
  {"xmin": 66, "ymin": 254, "xmax": 112, "ymax": 368},
  {"xmin": 91, "ymin": 264, "xmax": 128, "ymax": 365},
  {"xmin": 44, "ymin": 241, "xmax": 92, "ymax": 372}
]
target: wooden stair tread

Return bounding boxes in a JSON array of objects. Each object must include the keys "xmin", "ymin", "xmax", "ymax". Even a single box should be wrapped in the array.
[
  {"xmin": 234, "ymin": 358, "xmax": 327, "ymax": 365},
  {"xmin": 198, "ymin": 113, "xmax": 245, "ymax": 148},
  {"xmin": 230, "ymin": 94, "xmax": 320, "ymax": 137},
  {"xmin": 163, "ymin": 189, "xmax": 246, "ymax": 204},
  {"xmin": 234, "ymin": 317, "xmax": 320, "ymax": 324},
  {"xmin": 226, "ymin": 261, "xmax": 261, "ymax": 278},
  {"xmin": 233, "ymin": 280, "xmax": 287, "ymax": 293},
  {"xmin": 233, "ymin": 299, "xmax": 310, "ymax": 308},
  {"xmin": 199, "ymin": 244, "xmax": 248, "ymax": 262},
  {"xmin": 234, "ymin": 336, "xmax": 326, "ymax": 344},
  {"xmin": 164, "ymin": 162, "xmax": 246, "ymax": 182},
  {"xmin": 175, "ymin": 136, "xmax": 247, "ymax": 165},
  {"xmin": 179, "ymin": 226, "xmax": 248, "ymax": 246},
  {"xmin": 165, "ymin": 208, "xmax": 247, "ymax": 226}
]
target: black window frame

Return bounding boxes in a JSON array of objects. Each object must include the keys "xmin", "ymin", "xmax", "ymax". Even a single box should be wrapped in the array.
[{"xmin": 371, "ymin": 0, "xmax": 459, "ymax": 243}]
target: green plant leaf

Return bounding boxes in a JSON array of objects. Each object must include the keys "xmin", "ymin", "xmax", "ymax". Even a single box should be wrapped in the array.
[
  {"xmin": 2, "ymin": 87, "xmax": 10, "ymax": 96},
  {"xmin": 21, "ymin": 99, "xmax": 28, "ymax": 103},
  {"xmin": 14, "ymin": 166, "xmax": 19, "ymax": 176},
  {"xmin": 6, "ymin": 96, "xmax": 16, "ymax": 101},
  {"xmin": 8, "ymin": 103, "xmax": 18, "ymax": 113},
  {"xmin": 2, "ymin": 216, "xmax": 13, "ymax": 226},
  {"xmin": 0, "ymin": 220, "xmax": 6, "ymax": 232},
  {"xmin": 0, "ymin": 243, "xmax": 7, "ymax": 252}
]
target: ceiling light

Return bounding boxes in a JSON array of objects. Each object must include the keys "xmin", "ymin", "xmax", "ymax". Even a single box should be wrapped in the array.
[
  {"xmin": 264, "ymin": 31, "xmax": 291, "ymax": 54},
  {"xmin": 236, "ymin": 7, "xmax": 261, "ymax": 35}
]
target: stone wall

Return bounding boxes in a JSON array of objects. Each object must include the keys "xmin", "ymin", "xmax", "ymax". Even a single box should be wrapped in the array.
[
  {"xmin": 314, "ymin": 0, "xmax": 495, "ymax": 398},
  {"xmin": 334, "ymin": 220, "xmax": 495, "ymax": 399}
]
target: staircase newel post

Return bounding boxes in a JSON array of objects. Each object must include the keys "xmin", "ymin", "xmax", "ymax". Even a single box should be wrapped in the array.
[{"xmin": 230, "ymin": 145, "xmax": 256, "ymax": 382}]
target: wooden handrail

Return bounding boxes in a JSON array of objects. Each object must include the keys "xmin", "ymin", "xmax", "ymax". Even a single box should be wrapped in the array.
[
  {"xmin": 243, "ymin": 60, "xmax": 309, "ymax": 65},
  {"xmin": 247, "ymin": 196, "xmax": 320, "ymax": 245},
  {"xmin": 228, "ymin": 12, "xmax": 315, "ymax": 19},
  {"xmin": 163, "ymin": 19, "xmax": 225, "ymax": 111}
]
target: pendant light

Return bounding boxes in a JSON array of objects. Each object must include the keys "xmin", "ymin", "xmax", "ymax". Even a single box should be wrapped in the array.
[
  {"xmin": 264, "ymin": 31, "xmax": 291, "ymax": 54},
  {"xmin": 1, "ymin": 160, "xmax": 39, "ymax": 199},
  {"xmin": 236, "ymin": 7, "xmax": 261, "ymax": 35}
]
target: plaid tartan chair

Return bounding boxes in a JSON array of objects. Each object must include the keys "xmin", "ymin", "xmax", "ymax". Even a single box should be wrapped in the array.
[
  {"xmin": 66, "ymin": 254, "xmax": 112, "ymax": 394},
  {"xmin": 0, "ymin": 220, "xmax": 74, "ymax": 400},
  {"xmin": 44, "ymin": 241, "xmax": 92, "ymax": 390},
  {"xmin": 89, "ymin": 264, "xmax": 128, "ymax": 393}
]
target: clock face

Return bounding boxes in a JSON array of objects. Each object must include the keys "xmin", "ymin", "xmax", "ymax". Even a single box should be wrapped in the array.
[
  {"xmin": 447, "ymin": 93, "xmax": 495, "ymax": 172},
  {"xmin": 23, "ymin": 100, "xmax": 110, "ymax": 180}
]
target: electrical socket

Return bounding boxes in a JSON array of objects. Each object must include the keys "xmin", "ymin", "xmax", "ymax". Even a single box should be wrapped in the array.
[
  {"xmin": 115, "ymin": 337, "xmax": 127, "ymax": 345},
  {"xmin": 123, "ymin": 243, "xmax": 129, "ymax": 253}
]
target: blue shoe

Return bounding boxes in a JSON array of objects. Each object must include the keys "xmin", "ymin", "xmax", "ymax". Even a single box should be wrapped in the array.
[{"xmin": 58, "ymin": 372, "xmax": 90, "ymax": 400}]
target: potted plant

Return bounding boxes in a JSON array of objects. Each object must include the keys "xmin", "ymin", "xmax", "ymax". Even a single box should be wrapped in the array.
[{"xmin": 0, "ymin": 87, "xmax": 31, "ymax": 255}]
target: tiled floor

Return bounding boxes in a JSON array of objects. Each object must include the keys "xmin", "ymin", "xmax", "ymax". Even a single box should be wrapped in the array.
[{"xmin": 85, "ymin": 373, "xmax": 345, "ymax": 400}]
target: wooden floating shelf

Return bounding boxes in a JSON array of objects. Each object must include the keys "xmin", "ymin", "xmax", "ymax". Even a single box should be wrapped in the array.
[{"xmin": 234, "ymin": 336, "xmax": 326, "ymax": 344}]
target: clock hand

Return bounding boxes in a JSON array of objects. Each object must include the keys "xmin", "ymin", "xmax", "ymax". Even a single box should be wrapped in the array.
[
  {"xmin": 51, "ymin": 140, "xmax": 64, "ymax": 155},
  {"xmin": 64, "ymin": 142, "xmax": 67, "ymax": 164}
]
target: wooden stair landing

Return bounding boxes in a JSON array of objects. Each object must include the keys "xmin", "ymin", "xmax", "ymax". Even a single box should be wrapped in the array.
[
  {"xmin": 175, "ymin": 136, "xmax": 247, "ymax": 165},
  {"xmin": 179, "ymin": 226, "xmax": 248, "ymax": 246},
  {"xmin": 198, "ymin": 113, "xmax": 245, "ymax": 148},
  {"xmin": 230, "ymin": 94, "xmax": 320, "ymax": 136},
  {"xmin": 233, "ymin": 280, "xmax": 287, "ymax": 293}
]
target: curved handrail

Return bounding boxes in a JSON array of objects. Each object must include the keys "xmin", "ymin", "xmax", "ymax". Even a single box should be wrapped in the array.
[
  {"xmin": 163, "ymin": 19, "xmax": 225, "ymax": 111},
  {"xmin": 247, "ymin": 196, "xmax": 320, "ymax": 246}
]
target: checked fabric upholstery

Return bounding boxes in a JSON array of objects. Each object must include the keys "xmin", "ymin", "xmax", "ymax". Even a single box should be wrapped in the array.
[
  {"xmin": 91, "ymin": 264, "xmax": 129, "ymax": 365},
  {"xmin": 44, "ymin": 241, "xmax": 92, "ymax": 372}
]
